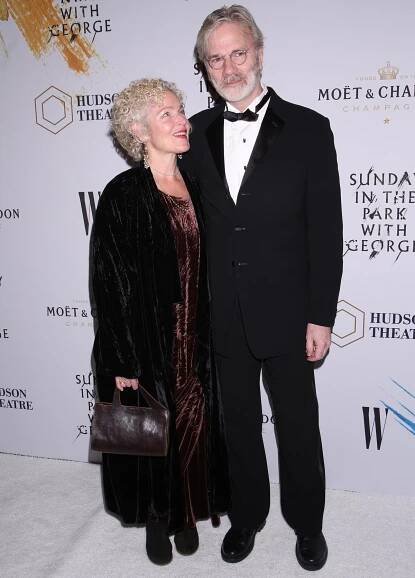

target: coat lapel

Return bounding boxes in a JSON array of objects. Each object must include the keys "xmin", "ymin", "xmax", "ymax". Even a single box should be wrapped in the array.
[
  {"xmin": 206, "ymin": 112, "xmax": 226, "ymax": 184},
  {"xmin": 199, "ymin": 89, "xmax": 286, "ymax": 214},
  {"xmin": 204, "ymin": 108, "xmax": 236, "ymax": 217},
  {"xmin": 238, "ymin": 93, "xmax": 285, "ymax": 194},
  {"xmin": 136, "ymin": 165, "xmax": 183, "ymax": 304}
]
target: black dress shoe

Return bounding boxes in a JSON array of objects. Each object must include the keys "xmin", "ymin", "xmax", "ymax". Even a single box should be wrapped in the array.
[
  {"xmin": 221, "ymin": 522, "xmax": 265, "ymax": 563},
  {"xmin": 174, "ymin": 526, "xmax": 199, "ymax": 555},
  {"xmin": 145, "ymin": 519, "xmax": 172, "ymax": 565},
  {"xmin": 295, "ymin": 532, "xmax": 328, "ymax": 571}
]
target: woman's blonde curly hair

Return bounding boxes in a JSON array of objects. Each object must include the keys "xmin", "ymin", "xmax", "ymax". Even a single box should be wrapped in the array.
[{"xmin": 112, "ymin": 78, "xmax": 184, "ymax": 162}]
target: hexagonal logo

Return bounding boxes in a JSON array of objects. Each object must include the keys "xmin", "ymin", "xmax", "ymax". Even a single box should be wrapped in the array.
[
  {"xmin": 332, "ymin": 300, "xmax": 365, "ymax": 347},
  {"xmin": 35, "ymin": 86, "xmax": 73, "ymax": 134}
]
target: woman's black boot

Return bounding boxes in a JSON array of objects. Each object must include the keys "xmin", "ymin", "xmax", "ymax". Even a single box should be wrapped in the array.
[
  {"xmin": 174, "ymin": 526, "xmax": 199, "ymax": 555},
  {"xmin": 145, "ymin": 519, "xmax": 172, "ymax": 565}
]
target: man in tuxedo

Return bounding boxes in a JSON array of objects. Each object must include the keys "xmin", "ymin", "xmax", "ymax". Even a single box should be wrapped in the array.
[{"xmin": 183, "ymin": 5, "xmax": 342, "ymax": 569}]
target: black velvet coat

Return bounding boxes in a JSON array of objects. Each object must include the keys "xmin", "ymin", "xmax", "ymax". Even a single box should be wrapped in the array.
[{"xmin": 91, "ymin": 164, "xmax": 229, "ymax": 531}]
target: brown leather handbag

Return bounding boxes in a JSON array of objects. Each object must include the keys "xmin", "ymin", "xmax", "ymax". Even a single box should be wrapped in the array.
[{"xmin": 91, "ymin": 386, "xmax": 170, "ymax": 456}]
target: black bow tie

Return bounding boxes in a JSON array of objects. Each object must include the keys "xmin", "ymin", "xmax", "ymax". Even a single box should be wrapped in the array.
[{"xmin": 223, "ymin": 90, "xmax": 270, "ymax": 122}]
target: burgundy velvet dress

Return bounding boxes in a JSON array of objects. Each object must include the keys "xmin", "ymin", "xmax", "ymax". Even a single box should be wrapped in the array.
[{"xmin": 160, "ymin": 190, "xmax": 209, "ymax": 528}]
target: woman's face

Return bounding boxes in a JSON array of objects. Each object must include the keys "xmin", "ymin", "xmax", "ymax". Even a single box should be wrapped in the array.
[{"xmin": 141, "ymin": 91, "xmax": 190, "ymax": 159}]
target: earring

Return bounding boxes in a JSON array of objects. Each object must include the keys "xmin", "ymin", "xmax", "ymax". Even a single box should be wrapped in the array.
[
  {"xmin": 142, "ymin": 144, "xmax": 150, "ymax": 169},
  {"xmin": 177, "ymin": 154, "xmax": 182, "ymax": 159}
]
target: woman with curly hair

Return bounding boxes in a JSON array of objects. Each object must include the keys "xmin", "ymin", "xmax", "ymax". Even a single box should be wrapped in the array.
[{"xmin": 91, "ymin": 78, "xmax": 229, "ymax": 565}]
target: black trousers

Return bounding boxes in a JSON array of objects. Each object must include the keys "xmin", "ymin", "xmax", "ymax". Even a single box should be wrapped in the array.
[{"xmin": 215, "ymin": 305, "xmax": 325, "ymax": 535}]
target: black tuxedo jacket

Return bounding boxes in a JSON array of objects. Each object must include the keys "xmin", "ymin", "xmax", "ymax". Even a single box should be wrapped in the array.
[{"xmin": 182, "ymin": 88, "xmax": 343, "ymax": 357}]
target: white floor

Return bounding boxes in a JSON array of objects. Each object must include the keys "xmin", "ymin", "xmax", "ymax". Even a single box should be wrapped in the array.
[{"xmin": 0, "ymin": 453, "xmax": 414, "ymax": 578}]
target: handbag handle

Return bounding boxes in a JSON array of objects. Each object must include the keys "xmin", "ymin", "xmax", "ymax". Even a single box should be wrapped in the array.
[{"xmin": 112, "ymin": 385, "xmax": 167, "ymax": 411}]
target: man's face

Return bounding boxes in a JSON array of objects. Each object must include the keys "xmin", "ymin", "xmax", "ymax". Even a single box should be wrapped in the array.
[{"xmin": 205, "ymin": 22, "xmax": 263, "ymax": 110}]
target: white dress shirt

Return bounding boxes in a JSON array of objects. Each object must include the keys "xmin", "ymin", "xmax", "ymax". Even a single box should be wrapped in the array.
[{"xmin": 224, "ymin": 85, "xmax": 270, "ymax": 204}]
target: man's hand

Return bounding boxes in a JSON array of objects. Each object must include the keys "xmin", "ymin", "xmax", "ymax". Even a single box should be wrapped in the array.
[
  {"xmin": 115, "ymin": 376, "xmax": 139, "ymax": 391},
  {"xmin": 305, "ymin": 323, "xmax": 331, "ymax": 362}
]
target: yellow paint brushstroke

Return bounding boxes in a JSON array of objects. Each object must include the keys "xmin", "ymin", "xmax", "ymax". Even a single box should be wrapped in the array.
[
  {"xmin": 6, "ymin": 0, "xmax": 95, "ymax": 73},
  {"xmin": 0, "ymin": 2, "xmax": 9, "ymax": 57},
  {"xmin": 0, "ymin": 0, "xmax": 8, "ymax": 21}
]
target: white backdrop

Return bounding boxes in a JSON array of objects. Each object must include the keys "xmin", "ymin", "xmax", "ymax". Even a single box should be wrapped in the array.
[{"xmin": 1, "ymin": 0, "xmax": 414, "ymax": 494}]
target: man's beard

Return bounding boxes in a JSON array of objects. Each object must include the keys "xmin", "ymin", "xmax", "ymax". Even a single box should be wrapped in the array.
[{"xmin": 210, "ymin": 63, "xmax": 262, "ymax": 106}]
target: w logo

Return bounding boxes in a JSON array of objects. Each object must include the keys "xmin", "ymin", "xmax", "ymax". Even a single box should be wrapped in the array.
[
  {"xmin": 362, "ymin": 407, "xmax": 389, "ymax": 450},
  {"xmin": 78, "ymin": 191, "xmax": 101, "ymax": 236}
]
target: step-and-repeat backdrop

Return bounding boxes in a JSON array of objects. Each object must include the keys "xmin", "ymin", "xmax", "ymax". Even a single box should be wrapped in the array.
[{"xmin": 1, "ymin": 0, "xmax": 414, "ymax": 494}]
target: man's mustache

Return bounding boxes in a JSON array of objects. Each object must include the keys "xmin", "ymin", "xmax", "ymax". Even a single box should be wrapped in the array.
[{"xmin": 222, "ymin": 74, "xmax": 245, "ymax": 86}]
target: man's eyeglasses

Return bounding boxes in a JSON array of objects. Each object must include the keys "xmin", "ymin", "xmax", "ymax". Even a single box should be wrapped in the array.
[{"xmin": 206, "ymin": 49, "xmax": 250, "ymax": 70}]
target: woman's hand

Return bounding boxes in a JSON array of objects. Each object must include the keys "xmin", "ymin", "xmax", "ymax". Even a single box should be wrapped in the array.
[{"xmin": 115, "ymin": 376, "xmax": 140, "ymax": 391}]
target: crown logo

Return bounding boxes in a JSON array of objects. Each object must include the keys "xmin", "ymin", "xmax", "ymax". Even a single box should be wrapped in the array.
[{"xmin": 378, "ymin": 61, "xmax": 399, "ymax": 80}]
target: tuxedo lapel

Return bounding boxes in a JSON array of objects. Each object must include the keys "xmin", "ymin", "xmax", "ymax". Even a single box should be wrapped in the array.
[
  {"xmin": 204, "ymin": 108, "xmax": 236, "ymax": 217},
  {"xmin": 239, "ymin": 103, "xmax": 285, "ymax": 193},
  {"xmin": 200, "ymin": 89, "xmax": 285, "ymax": 214},
  {"xmin": 206, "ymin": 112, "xmax": 226, "ymax": 183}
]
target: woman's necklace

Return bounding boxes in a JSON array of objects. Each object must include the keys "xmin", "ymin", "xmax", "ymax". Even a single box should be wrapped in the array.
[{"xmin": 150, "ymin": 165, "xmax": 179, "ymax": 177}]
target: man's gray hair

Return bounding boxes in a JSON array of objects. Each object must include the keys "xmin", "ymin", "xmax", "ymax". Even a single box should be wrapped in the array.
[{"xmin": 195, "ymin": 4, "xmax": 264, "ymax": 63}]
